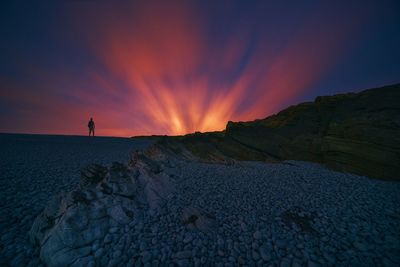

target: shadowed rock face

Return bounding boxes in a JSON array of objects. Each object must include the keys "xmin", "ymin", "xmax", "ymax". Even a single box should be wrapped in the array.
[
  {"xmin": 155, "ymin": 84, "xmax": 400, "ymax": 180},
  {"xmin": 225, "ymin": 84, "xmax": 400, "ymax": 180}
]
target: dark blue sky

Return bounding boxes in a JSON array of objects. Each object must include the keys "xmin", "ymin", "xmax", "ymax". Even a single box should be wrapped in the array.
[{"xmin": 1, "ymin": 1, "xmax": 399, "ymax": 136}]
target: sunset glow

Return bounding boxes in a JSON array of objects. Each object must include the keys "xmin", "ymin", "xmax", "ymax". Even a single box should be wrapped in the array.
[{"xmin": 1, "ymin": 1, "xmax": 399, "ymax": 136}]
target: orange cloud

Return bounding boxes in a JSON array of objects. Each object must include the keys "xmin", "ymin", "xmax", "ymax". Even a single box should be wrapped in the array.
[{"xmin": 1, "ymin": 1, "xmax": 372, "ymax": 137}]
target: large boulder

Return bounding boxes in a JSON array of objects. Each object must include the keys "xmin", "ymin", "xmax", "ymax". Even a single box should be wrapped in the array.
[{"xmin": 30, "ymin": 151, "xmax": 175, "ymax": 267}]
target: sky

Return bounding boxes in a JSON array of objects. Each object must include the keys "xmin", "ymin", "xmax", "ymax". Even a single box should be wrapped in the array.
[{"xmin": 0, "ymin": 1, "xmax": 399, "ymax": 137}]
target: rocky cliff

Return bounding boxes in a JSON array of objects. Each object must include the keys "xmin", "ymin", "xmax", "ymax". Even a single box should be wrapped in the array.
[{"xmin": 160, "ymin": 84, "xmax": 400, "ymax": 180}]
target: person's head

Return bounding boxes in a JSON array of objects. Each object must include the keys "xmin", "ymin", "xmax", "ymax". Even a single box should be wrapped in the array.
[{"xmin": 90, "ymin": 117, "xmax": 93, "ymax": 121}]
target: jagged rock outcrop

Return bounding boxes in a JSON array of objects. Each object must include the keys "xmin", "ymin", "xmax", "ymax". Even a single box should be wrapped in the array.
[{"xmin": 30, "ymin": 150, "xmax": 175, "ymax": 267}]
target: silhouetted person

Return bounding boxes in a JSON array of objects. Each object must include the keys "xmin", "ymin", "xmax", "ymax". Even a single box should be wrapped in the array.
[{"xmin": 88, "ymin": 118, "xmax": 95, "ymax": 136}]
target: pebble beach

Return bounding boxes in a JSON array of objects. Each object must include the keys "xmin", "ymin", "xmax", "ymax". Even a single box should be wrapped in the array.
[{"xmin": 0, "ymin": 134, "xmax": 399, "ymax": 266}]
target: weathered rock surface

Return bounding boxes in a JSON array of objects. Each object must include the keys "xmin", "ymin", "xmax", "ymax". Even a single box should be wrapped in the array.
[{"xmin": 29, "ymin": 150, "xmax": 174, "ymax": 267}]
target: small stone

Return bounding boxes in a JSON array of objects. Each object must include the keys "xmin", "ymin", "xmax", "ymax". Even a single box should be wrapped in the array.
[
  {"xmin": 91, "ymin": 240, "xmax": 100, "ymax": 252},
  {"xmin": 307, "ymin": 260, "xmax": 320, "ymax": 267},
  {"xmin": 353, "ymin": 242, "xmax": 368, "ymax": 251},
  {"xmin": 175, "ymin": 251, "xmax": 192, "ymax": 259},
  {"xmin": 183, "ymin": 234, "xmax": 193, "ymax": 244},
  {"xmin": 104, "ymin": 234, "xmax": 113, "ymax": 244},
  {"xmin": 253, "ymin": 231, "xmax": 262, "ymax": 240},
  {"xmin": 321, "ymin": 236, "xmax": 329, "ymax": 242},
  {"xmin": 107, "ymin": 258, "xmax": 120, "ymax": 267},
  {"xmin": 252, "ymin": 250, "xmax": 260, "ymax": 261},
  {"xmin": 141, "ymin": 251, "xmax": 152, "ymax": 263},
  {"xmin": 109, "ymin": 227, "xmax": 119, "ymax": 234},
  {"xmin": 276, "ymin": 239, "xmax": 287, "ymax": 248},
  {"xmin": 94, "ymin": 248, "xmax": 105, "ymax": 258},
  {"xmin": 113, "ymin": 250, "xmax": 122, "ymax": 259},
  {"xmin": 280, "ymin": 258, "xmax": 291, "ymax": 267},
  {"xmin": 259, "ymin": 244, "xmax": 271, "ymax": 261},
  {"xmin": 323, "ymin": 252, "xmax": 335, "ymax": 263},
  {"xmin": 139, "ymin": 241, "xmax": 148, "ymax": 251},
  {"xmin": 176, "ymin": 259, "xmax": 189, "ymax": 266},
  {"xmin": 194, "ymin": 257, "xmax": 201, "ymax": 267}
]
